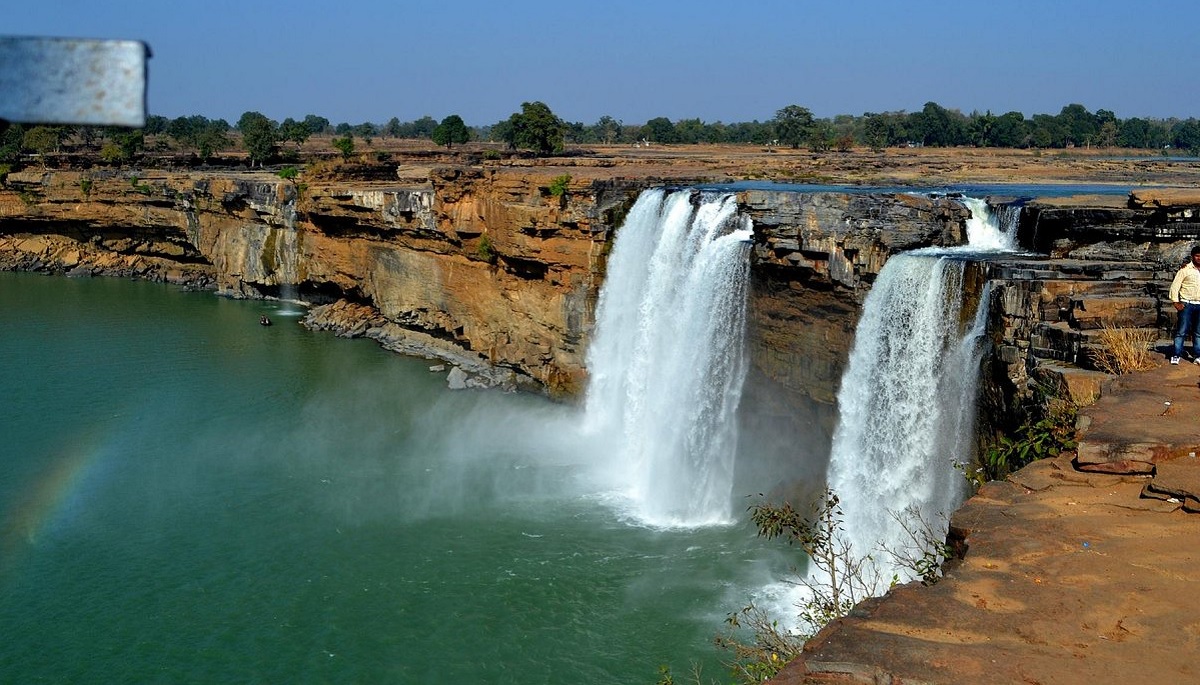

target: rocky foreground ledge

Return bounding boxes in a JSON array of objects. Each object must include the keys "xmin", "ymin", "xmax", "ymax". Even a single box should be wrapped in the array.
[{"xmin": 773, "ymin": 360, "xmax": 1200, "ymax": 685}]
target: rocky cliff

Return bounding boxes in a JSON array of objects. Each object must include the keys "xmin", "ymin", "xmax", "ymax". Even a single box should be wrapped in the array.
[
  {"xmin": 3, "ymin": 168, "xmax": 1198, "ymax": 466},
  {"xmin": 0, "ymin": 169, "xmax": 971, "ymax": 405},
  {"xmin": 0, "ymin": 167, "xmax": 648, "ymax": 395}
]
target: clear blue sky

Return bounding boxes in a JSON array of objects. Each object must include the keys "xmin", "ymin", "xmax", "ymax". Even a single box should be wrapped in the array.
[{"xmin": 4, "ymin": 0, "xmax": 1196, "ymax": 126}]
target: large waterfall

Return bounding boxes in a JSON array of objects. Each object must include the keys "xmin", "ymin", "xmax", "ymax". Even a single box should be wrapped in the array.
[
  {"xmin": 825, "ymin": 197, "xmax": 1011, "ymax": 585},
  {"xmin": 583, "ymin": 188, "xmax": 753, "ymax": 528}
]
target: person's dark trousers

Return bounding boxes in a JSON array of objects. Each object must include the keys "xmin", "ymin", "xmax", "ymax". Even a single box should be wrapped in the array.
[{"xmin": 1173, "ymin": 302, "xmax": 1200, "ymax": 358}]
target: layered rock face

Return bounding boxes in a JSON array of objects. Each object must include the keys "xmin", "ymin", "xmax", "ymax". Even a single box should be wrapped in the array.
[
  {"xmin": 5, "ymin": 169, "xmax": 1196, "ymax": 471},
  {"xmin": 0, "ymin": 171, "xmax": 969, "ymax": 406},
  {"xmin": 978, "ymin": 189, "xmax": 1200, "ymax": 468},
  {"xmin": 0, "ymin": 168, "xmax": 646, "ymax": 395}
]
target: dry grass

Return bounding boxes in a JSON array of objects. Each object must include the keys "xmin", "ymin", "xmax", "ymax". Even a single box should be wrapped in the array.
[{"xmin": 1090, "ymin": 323, "xmax": 1159, "ymax": 374}]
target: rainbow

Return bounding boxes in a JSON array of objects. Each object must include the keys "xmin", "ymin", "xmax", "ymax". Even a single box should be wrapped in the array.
[{"xmin": 1, "ymin": 428, "xmax": 108, "ymax": 575}]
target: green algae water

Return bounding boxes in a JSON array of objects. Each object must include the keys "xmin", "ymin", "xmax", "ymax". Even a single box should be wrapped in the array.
[{"xmin": 0, "ymin": 272, "xmax": 789, "ymax": 684}]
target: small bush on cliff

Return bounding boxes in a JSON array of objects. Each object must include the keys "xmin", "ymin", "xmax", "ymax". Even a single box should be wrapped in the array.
[
  {"xmin": 332, "ymin": 135, "xmax": 355, "ymax": 161},
  {"xmin": 982, "ymin": 400, "xmax": 1078, "ymax": 480},
  {"xmin": 547, "ymin": 174, "xmax": 571, "ymax": 198},
  {"xmin": 79, "ymin": 177, "xmax": 93, "ymax": 198},
  {"xmin": 476, "ymin": 235, "xmax": 497, "ymax": 264}
]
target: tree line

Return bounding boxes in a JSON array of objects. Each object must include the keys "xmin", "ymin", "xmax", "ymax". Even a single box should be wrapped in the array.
[{"xmin": 3, "ymin": 100, "xmax": 1199, "ymax": 169}]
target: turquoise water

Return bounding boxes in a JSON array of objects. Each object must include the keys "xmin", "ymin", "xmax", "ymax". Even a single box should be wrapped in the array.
[{"xmin": 0, "ymin": 273, "xmax": 789, "ymax": 684}]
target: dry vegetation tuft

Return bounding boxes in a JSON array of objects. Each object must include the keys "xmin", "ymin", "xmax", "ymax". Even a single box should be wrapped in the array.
[{"xmin": 1091, "ymin": 323, "xmax": 1158, "ymax": 374}]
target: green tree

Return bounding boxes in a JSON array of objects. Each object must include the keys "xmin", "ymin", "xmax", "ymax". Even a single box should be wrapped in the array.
[
  {"xmin": 22, "ymin": 126, "xmax": 63, "ymax": 159},
  {"xmin": 1056, "ymin": 103, "xmax": 1098, "ymax": 147},
  {"xmin": 384, "ymin": 117, "xmax": 403, "ymax": 137},
  {"xmin": 350, "ymin": 121, "xmax": 374, "ymax": 143},
  {"xmin": 237, "ymin": 111, "xmax": 278, "ymax": 165},
  {"xmin": 278, "ymin": 118, "xmax": 311, "ymax": 150},
  {"xmin": 911, "ymin": 101, "xmax": 965, "ymax": 147},
  {"xmin": 1, "ymin": 123, "xmax": 26, "ymax": 163},
  {"xmin": 773, "ymin": 105, "xmax": 815, "ymax": 148},
  {"xmin": 640, "ymin": 117, "xmax": 676, "ymax": 144},
  {"xmin": 1172, "ymin": 119, "xmax": 1200, "ymax": 155},
  {"xmin": 431, "ymin": 114, "xmax": 470, "ymax": 149},
  {"xmin": 1117, "ymin": 117, "xmax": 1167, "ymax": 149},
  {"xmin": 674, "ymin": 118, "xmax": 705, "ymax": 144},
  {"xmin": 965, "ymin": 110, "xmax": 997, "ymax": 147},
  {"xmin": 108, "ymin": 127, "xmax": 144, "ymax": 160},
  {"xmin": 194, "ymin": 127, "xmax": 230, "ymax": 161},
  {"xmin": 144, "ymin": 115, "xmax": 169, "ymax": 135},
  {"xmin": 862, "ymin": 113, "xmax": 890, "ymax": 151},
  {"xmin": 592, "ymin": 115, "xmax": 622, "ymax": 144},
  {"xmin": 501, "ymin": 101, "xmax": 565, "ymax": 155},
  {"xmin": 332, "ymin": 134, "xmax": 355, "ymax": 160},
  {"xmin": 302, "ymin": 114, "xmax": 330, "ymax": 135},
  {"xmin": 411, "ymin": 116, "xmax": 438, "ymax": 138},
  {"xmin": 1029, "ymin": 113, "xmax": 1067, "ymax": 147},
  {"xmin": 989, "ymin": 111, "xmax": 1029, "ymax": 147},
  {"xmin": 808, "ymin": 120, "xmax": 835, "ymax": 152}
]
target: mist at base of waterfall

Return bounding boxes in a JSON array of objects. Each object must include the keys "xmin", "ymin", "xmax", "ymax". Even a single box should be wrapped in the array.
[{"xmin": 0, "ymin": 272, "xmax": 794, "ymax": 685}]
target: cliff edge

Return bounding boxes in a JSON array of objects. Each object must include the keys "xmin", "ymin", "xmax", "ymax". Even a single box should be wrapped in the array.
[{"xmin": 773, "ymin": 359, "xmax": 1200, "ymax": 685}]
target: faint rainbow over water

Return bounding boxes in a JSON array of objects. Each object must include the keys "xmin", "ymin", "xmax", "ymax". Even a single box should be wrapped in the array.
[{"xmin": 1, "ymin": 429, "xmax": 108, "ymax": 574}]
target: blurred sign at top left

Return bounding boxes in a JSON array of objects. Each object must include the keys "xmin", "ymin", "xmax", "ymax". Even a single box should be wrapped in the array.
[{"xmin": 0, "ymin": 36, "xmax": 149, "ymax": 127}]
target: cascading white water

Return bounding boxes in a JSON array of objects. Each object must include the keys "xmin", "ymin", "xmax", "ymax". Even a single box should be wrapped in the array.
[
  {"xmin": 584, "ymin": 188, "xmax": 754, "ymax": 528},
  {"xmin": 825, "ymin": 196, "xmax": 1012, "ymax": 586},
  {"xmin": 273, "ymin": 207, "xmax": 304, "ymax": 316},
  {"xmin": 960, "ymin": 196, "xmax": 1017, "ymax": 251}
]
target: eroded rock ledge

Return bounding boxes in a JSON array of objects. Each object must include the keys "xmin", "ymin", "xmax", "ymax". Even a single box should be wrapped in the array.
[
  {"xmin": 0, "ymin": 169, "xmax": 973, "ymax": 406},
  {"xmin": 3, "ymin": 171, "xmax": 1199, "ymax": 428}
]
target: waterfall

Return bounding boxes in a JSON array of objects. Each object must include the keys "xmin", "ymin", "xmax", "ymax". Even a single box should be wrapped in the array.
[
  {"xmin": 960, "ymin": 196, "xmax": 1017, "ymax": 251},
  {"xmin": 825, "ymin": 196, "xmax": 1009, "ymax": 585},
  {"xmin": 273, "ymin": 204, "xmax": 304, "ymax": 316},
  {"xmin": 583, "ymin": 188, "xmax": 753, "ymax": 528}
]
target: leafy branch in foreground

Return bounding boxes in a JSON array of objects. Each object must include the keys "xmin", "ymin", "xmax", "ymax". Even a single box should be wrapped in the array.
[{"xmin": 712, "ymin": 489, "xmax": 952, "ymax": 685}]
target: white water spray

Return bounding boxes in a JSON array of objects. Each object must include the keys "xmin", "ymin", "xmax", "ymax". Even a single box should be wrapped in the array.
[
  {"xmin": 960, "ymin": 196, "xmax": 1018, "ymax": 251},
  {"xmin": 273, "ymin": 207, "xmax": 305, "ymax": 316},
  {"xmin": 584, "ymin": 189, "xmax": 753, "ymax": 528},
  {"xmin": 825, "ymin": 196, "xmax": 1013, "ymax": 585}
]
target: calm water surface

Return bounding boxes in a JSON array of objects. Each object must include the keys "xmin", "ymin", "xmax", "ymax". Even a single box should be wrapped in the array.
[{"xmin": 0, "ymin": 273, "xmax": 787, "ymax": 684}]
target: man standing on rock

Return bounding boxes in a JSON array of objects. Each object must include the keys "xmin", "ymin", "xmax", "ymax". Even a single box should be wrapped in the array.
[{"xmin": 1168, "ymin": 244, "xmax": 1200, "ymax": 364}]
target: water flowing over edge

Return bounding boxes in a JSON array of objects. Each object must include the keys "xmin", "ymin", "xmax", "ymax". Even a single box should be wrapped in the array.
[
  {"xmin": 583, "ymin": 188, "xmax": 753, "ymax": 528},
  {"xmin": 816, "ymin": 196, "xmax": 1012, "ymax": 598}
]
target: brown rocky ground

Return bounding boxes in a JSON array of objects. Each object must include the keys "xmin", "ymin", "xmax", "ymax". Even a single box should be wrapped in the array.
[
  {"xmin": 775, "ymin": 358, "xmax": 1200, "ymax": 685},
  {"xmin": 222, "ymin": 137, "xmax": 1200, "ymax": 188}
]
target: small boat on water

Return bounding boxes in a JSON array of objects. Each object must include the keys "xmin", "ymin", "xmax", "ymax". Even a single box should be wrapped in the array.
[{"xmin": 259, "ymin": 315, "xmax": 272, "ymax": 326}]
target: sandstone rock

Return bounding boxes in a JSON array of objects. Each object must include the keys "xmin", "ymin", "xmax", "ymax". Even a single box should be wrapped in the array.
[
  {"xmin": 1032, "ymin": 361, "xmax": 1108, "ymax": 406},
  {"xmin": 1143, "ymin": 457, "xmax": 1200, "ymax": 509},
  {"xmin": 1129, "ymin": 188, "xmax": 1200, "ymax": 209},
  {"xmin": 1076, "ymin": 458, "xmax": 1156, "ymax": 475}
]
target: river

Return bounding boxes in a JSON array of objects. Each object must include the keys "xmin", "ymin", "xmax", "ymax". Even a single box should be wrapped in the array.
[{"xmin": 0, "ymin": 272, "xmax": 790, "ymax": 684}]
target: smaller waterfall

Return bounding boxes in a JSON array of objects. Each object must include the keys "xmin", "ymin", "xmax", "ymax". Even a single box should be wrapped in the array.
[
  {"xmin": 960, "ymin": 196, "xmax": 1017, "ymax": 251},
  {"xmin": 584, "ymin": 189, "xmax": 753, "ymax": 528},
  {"xmin": 827, "ymin": 254, "xmax": 989, "ymax": 578},
  {"xmin": 273, "ymin": 204, "xmax": 304, "ymax": 316},
  {"xmin": 825, "ymin": 195, "xmax": 1012, "ymax": 585}
]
